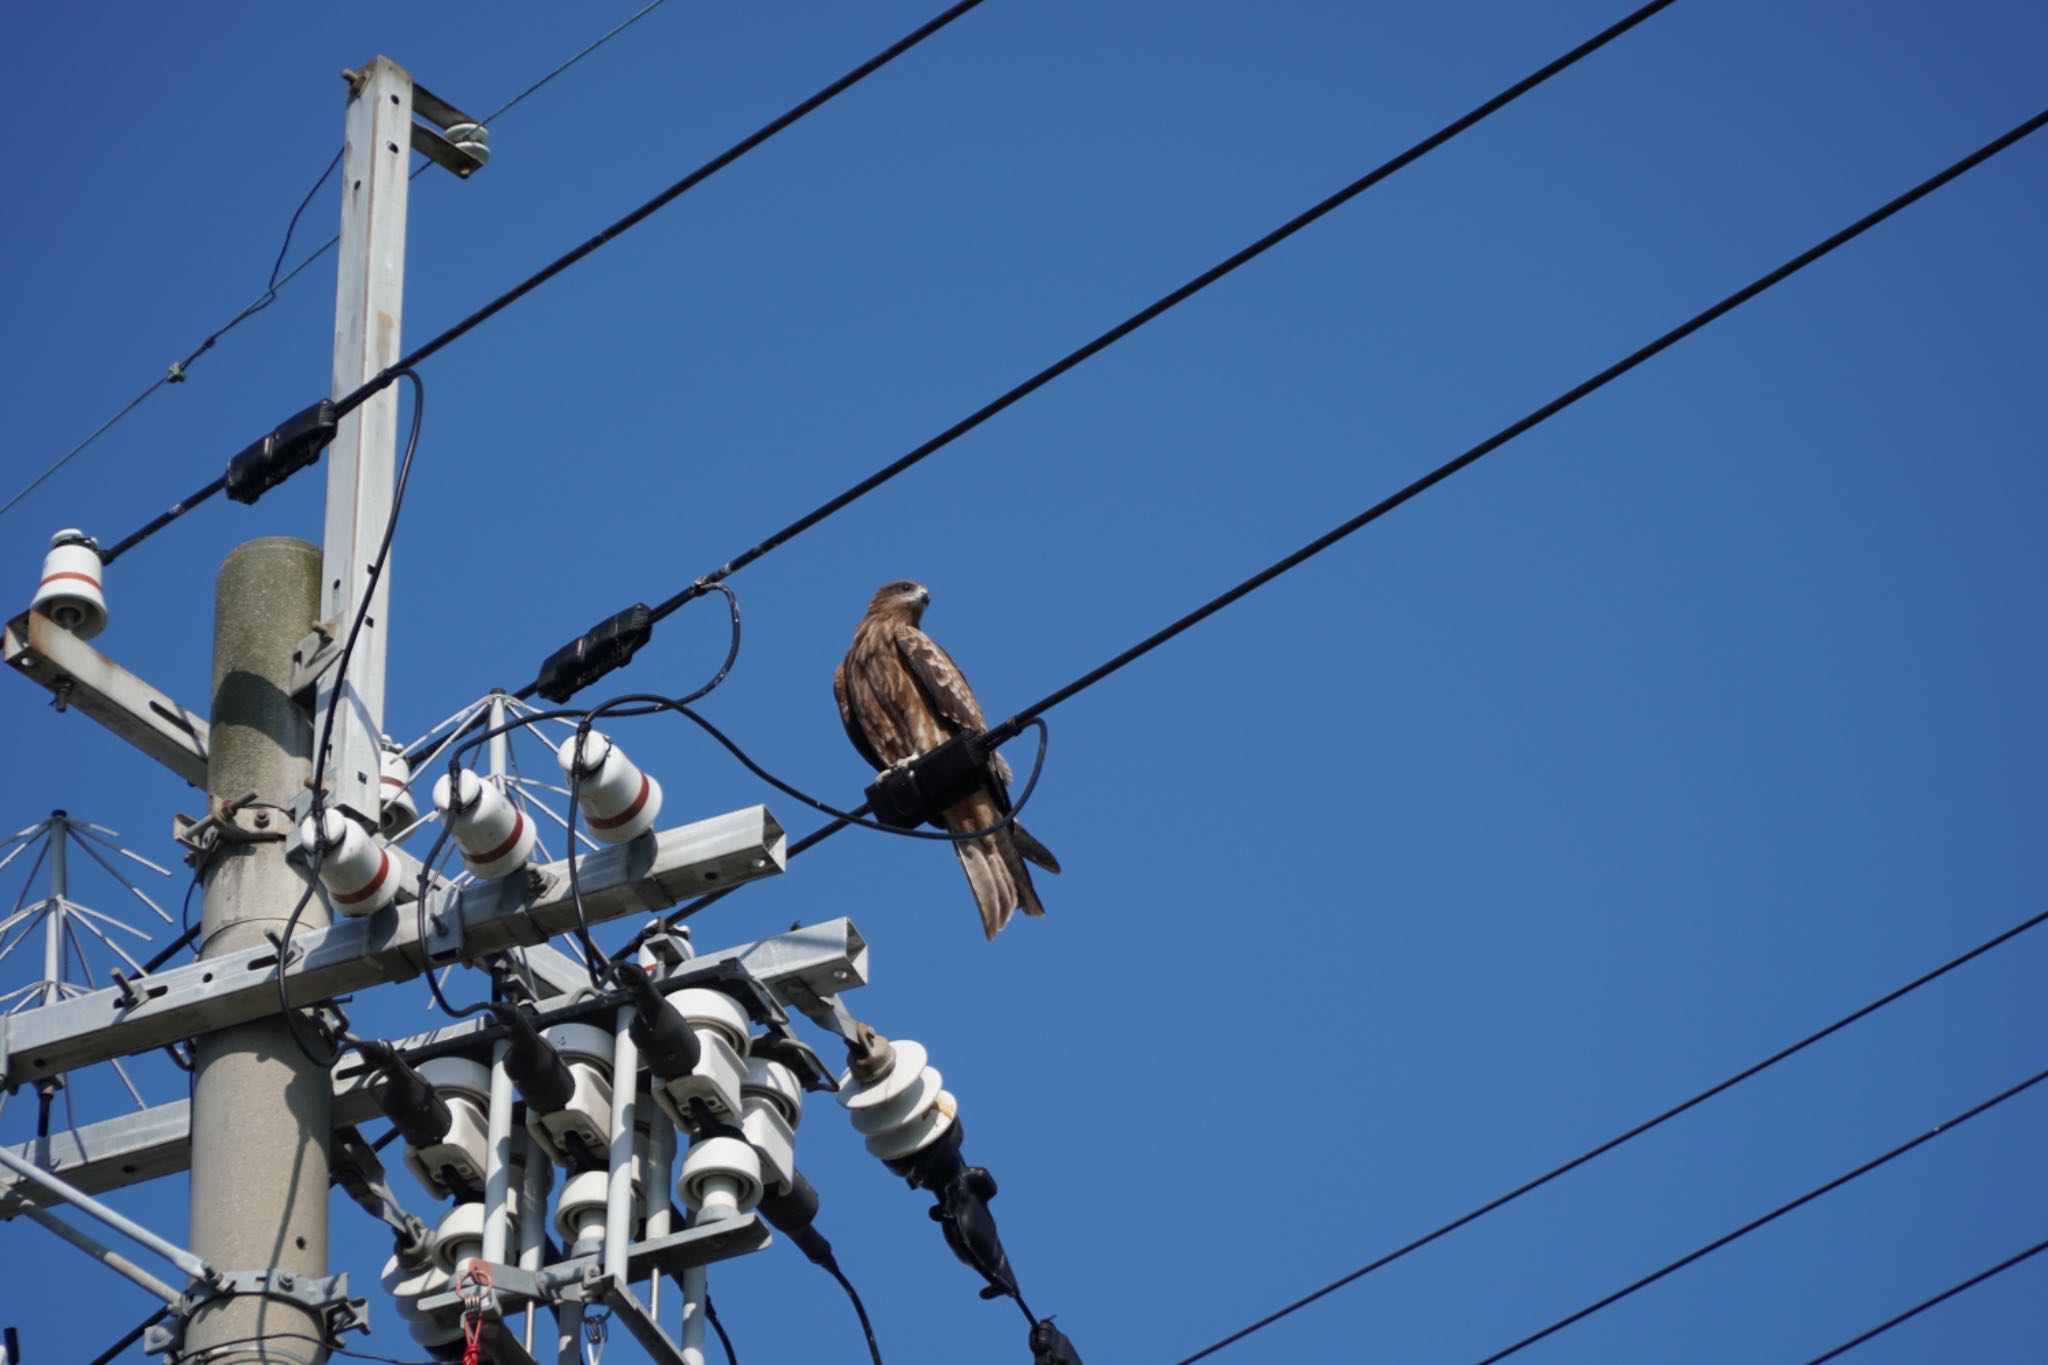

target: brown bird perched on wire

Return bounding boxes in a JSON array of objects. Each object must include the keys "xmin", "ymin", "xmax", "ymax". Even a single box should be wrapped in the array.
[{"xmin": 834, "ymin": 580, "xmax": 1060, "ymax": 939}]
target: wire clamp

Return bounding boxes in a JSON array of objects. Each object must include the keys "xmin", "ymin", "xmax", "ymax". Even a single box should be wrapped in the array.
[{"xmin": 141, "ymin": 1268, "xmax": 370, "ymax": 1356}]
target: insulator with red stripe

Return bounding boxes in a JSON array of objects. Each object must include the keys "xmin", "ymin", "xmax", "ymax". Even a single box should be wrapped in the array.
[
  {"xmin": 299, "ymin": 809, "xmax": 399, "ymax": 916},
  {"xmin": 31, "ymin": 529, "xmax": 107, "ymax": 640},
  {"xmin": 432, "ymin": 770, "xmax": 537, "ymax": 880},
  {"xmin": 556, "ymin": 730, "xmax": 663, "ymax": 844},
  {"xmin": 379, "ymin": 745, "xmax": 419, "ymax": 835}
]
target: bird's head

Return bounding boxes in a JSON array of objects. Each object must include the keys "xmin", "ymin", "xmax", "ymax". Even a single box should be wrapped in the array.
[{"xmin": 870, "ymin": 578, "xmax": 931, "ymax": 623}]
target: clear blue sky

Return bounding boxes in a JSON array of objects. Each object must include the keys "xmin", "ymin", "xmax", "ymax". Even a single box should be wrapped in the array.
[{"xmin": 2, "ymin": 2, "xmax": 2044, "ymax": 1361}]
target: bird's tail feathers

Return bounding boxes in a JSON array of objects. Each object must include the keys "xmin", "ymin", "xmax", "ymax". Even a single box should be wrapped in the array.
[
  {"xmin": 1011, "ymin": 823, "xmax": 1060, "ymax": 875},
  {"xmin": 954, "ymin": 839, "xmax": 1015, "ymax": 940}
]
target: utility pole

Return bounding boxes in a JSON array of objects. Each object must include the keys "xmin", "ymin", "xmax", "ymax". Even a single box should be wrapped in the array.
[
  {"xmin": 186, "ymin": 56, "xmax": 420, "ymax": 1362},
  {"xmin": 186, "ymin": 537, "xmax": 327, "ymax": 1363},
  {"xmin": 316, "ymin": 55, "xmax": 413, "ymax": 833}
]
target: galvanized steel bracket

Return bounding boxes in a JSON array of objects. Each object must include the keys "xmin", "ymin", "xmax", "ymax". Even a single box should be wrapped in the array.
[{"xmin": 143, "ymin": 1268, "xmax": 370, "ymax": 1355}]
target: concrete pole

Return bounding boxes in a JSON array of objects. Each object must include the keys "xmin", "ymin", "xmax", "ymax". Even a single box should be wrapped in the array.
[{"xmin": 186, "ymin": 537, "xmax": 329, "ymax": 1363}]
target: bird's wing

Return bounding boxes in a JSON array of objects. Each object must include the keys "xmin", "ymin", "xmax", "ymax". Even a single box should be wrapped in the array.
[
  {"xmin": 895, "ymin": 627, "xmax": 988, "ymax": 731},
  {"xmin": 832, "ymin": 656, "xmax": 886, "ymax": 772},
  {"xmin": 898, "ymin": 627, "xmax": 1018, "ymax": 784}
]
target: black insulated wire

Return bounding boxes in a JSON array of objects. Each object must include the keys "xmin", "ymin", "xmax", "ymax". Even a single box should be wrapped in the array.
[
  {"xmin": 1802, "ymin": 1234, "xmax": 2048, "ymax": 1364},
  {"xmin": 1167, "ymin": 905, "xmax": 2048, "ymax": 1362},
  {"xmin": 534, "ymin": 0, "xmax": 1680, "ymax": 701},
  {"xmin": 10, "ymin": 0, "xmax": 676, "ymax": 532},
  {"xmin": 93, "ymin": 0, "xmax": 985, "ymax": 568},
  {"xmin": 275, "ymin": 370, "xmax": 425, "ymax": 1067},
  {"xmin": 333, "ymin": 0, "xmax": 987, "ymax": 423},
  {"xmin": 987, "ymin": 105, "xmax": 2048, "ymax": 753},
  {"xmin": 1473, "ymin": 1066, "xmax": 2048, "ymax": 1363}
]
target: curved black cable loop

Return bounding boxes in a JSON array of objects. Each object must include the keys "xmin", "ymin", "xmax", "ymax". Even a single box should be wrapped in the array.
[
  {"xmin": 667, "ymin": 705, "xmax": 1050, "ymax": 843},
  {"xmin": 277, "ymin": 371, "xmax": 424, "ymax": 1064},
  {"xmin": 428, "ymin": 583, "xmax": 745, "ymax": 992}
]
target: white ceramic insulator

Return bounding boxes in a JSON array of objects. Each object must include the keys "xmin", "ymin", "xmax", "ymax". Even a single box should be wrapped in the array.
[
  {"xmin": 430, "ymin": 1202, "xmax": 486, "ymax": 1276},
  {"xmin": 650, "ymin": 988, "xmax": 751, "ymax": 1129},
  {"xmin": 743, "ymin": 1057, "xmax": 803, "ymax": 1128},
  {"xmin": 678, "ymin": 1136, "xmax": 763, "ymax": 1223},
  {"xmin": 379, "ymin": 748, "xmax": 419, "ymax": 834},
  {"xmin": 557, "ymin": 730, "xmax": 664, "ymax": 844},
  {"xmin": 554, "ymin": 1168, "xmax": 612, "ymax": 1249},
  {"xmin": 838, "ymin": 1038, "xmax": 959, "ymax": 1163},
  {"xmin": 431, "ymin": 770, "xmax": 536, "ymax": 880},
  {"xmin": 299, "ymin": 810, "xmax": 398, "ymax": 916},
  {"xmin": 525, "ymin": 1022, "xmax": 613, "ymax": 1167},
  {"xmin": 401, "ymin": 1057, "xmax": 492, "ymax": 1200},
  {"xmin": 32, "ymin": 531, "xmax": 107, "ymax": 640},
  {"xmin": 380, "ymin": 1254, "xmax": 462, "ymax": 1347},
  {"xmin": 741, "ymin": 1057, "xmax": 802, "ymax": 1193}
]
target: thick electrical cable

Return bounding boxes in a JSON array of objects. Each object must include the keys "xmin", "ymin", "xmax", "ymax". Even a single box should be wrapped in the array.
[
  {"xmin": 4, "ymin": 0, "xmax": 677, "ymax": 527},
  {"xmin": 1472, "ymin": 1066, "xmax": 2048, "ymax": 1364},
  {"xmin": 1803, "ymin": 1234, "xmax": 2048, "ymax": 1364},
  {"xmin": 1167, "ymin": 903, "xmax": 2048, "ymax": 1363},
  {"xmin": 706, "ymin": 1293, "xmax": 739, "ymax": 1364},
  {"xmin": 987, "ymin": 105, "xmax": 2048, "ymax": 753},
  {"xmin": 537, "ymin": 0, "xmax": 1679, "ymax": 697},
  {"xmin": 330, "ymin": 0, "xmax": 984, "ymax": 432},
  {"xmin": 86, "ymin": 1305, "xmax": 172, "ymax": 1365},
  {"xmin": 827, "ymin": 1260, "xmax": 886, "ymax": 1365},
  {"xmin": 276, "ymin": 369, "xmax": 425, "ymax": 1066}
]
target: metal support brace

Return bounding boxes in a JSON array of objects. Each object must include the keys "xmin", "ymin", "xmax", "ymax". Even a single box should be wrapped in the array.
[
  {"xmin": 1, "ymin": 919, "xmax": 867, "ymax": 1209},
  {"xmin": 3, "ymin": 612, "xmax": 210, "ymax": 787},
  {"xmin": 331, "ymin": 1127, "xmax": 430, "ymax": 1262},
  {"xmin": 1, "ymin": 805, "xmax": 793, "ymax": 1089}
]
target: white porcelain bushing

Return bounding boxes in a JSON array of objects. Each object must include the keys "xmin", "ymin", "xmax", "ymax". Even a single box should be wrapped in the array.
[
  {"xmin": 401, "ymin": 1057, "xmax": 491, "ymax": 1199},
  {"xmin": 839, "ymin": 1039, "xmax": 957, "ymax": 1163},
  {"xmin": 32, "ymin": 530, "xmax": 106, "ymax": 639},
  {"xmin": 525, "ymin": 1021, "xmax": 614, "ymax": 1166},
  {"xmin": 741, "ymin": 1056, "xmax": 803, "ymax": 1192},
  {"xmin": 650, "ymin": 988, "xmax": 751, "ymax": 1128},
  {"xmin": 430, "ymin": 1202, "xmax": 486, "ymax": 1276},
  {"xmin": 300, "ymin": 810, "xmax": 398, "ymax": 916},
  {"xmin": 379, "ymin": 747, "xmax": 419, "ymax": 835},
  {"xmin": 678, "ymin": 1135, "xmax": 763, "ymax": 1223},
  {"xmin": 554, "ymin": 1168, "xmax": 612, "ymax": 1249},
  {"xmin": 557, "ymin": 730, "xmax": 663, "ymax": 844},
  {"xmin": 381, "ymin": 1253, "xmax": 461, "ymax": 1347},
  {"xmin": 431, "ymin": 769, "xmax": 535, "ymax": 880}
]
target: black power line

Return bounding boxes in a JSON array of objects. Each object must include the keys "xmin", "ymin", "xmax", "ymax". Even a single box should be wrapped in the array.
[
  {"xmin": 1168, "ymin": 905, "xmax": 2048, "ymax": 1361},
  {"xmin": 515, "ymin": 0, "xmax": 1679, "ymax": 702},
  {"xmin": 91, "ymin": 0, "xmax": 988, "ymax": 569},
  {"xmin": 1803, "ymin": 1234, "xmax": 2048, "ymax": 1364},
  {"xmin": 984, "ymin": 105, "xmax": 2048, "ymax": 752},
  {"xmin": 3, "ymin": 0, "xmax": 678, "ymax": 527},
  {"xmin": 1474, "ymin": 1066, "xmax": 2048, "ymax": 1363}
]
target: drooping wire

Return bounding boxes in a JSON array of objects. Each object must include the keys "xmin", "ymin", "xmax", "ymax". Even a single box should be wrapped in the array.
[
  {"xmin": 827, "ymin": 1260, "xmax": 886, "ymax": 1365},
  {"xmin": 705, "ymin": 1293, "xmax": 739, "ymax": 1365},
  {"xmin": 1, "ymin": 0, "xmax": 678, "ymax": 527},
  {"xmin": 610, "ymin": 0, "xmax": 1678, "ymax": 655},
  {"xmin": 1472, "ymin": 1066, "xmax": 2048, "ymax": 1364},
  {"xmin": 982, "ymin": 104, "xmax": 2048, "ymax": 756},
  {"xmin": 275, "ymin": 369, "xmax": 426, "ymax": 1066},
  {"xmin": 0, "ymin": 147, "xmax": 340, "ymax": 524},
  {"xmin": 1165, "ymin": 906, "xmax": 2048, "ymax": 1363},
  {"xmin": 97, "ymin": 0, "xmax": 985, "ymax": 568},
  {"xmin": 1802, "ymin": 1234, "xmax": 2048, "ymax": 1364}
]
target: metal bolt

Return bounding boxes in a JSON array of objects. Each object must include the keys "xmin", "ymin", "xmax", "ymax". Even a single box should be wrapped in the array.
[
  {"xmin": 253, "ymin": 811, "xmax": 271, "ymax": 828},
  {"xmin": 276, "ymin": 1270, "xmax": 294, "ymax": 1290}
]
